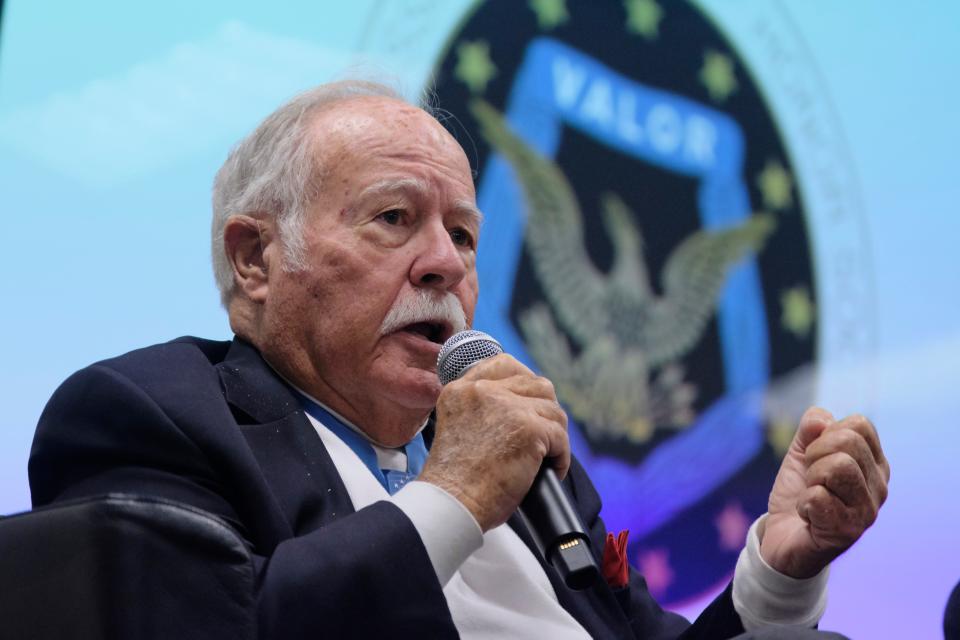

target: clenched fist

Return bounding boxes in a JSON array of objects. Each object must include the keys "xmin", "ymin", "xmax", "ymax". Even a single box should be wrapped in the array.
[
  {"xmin": 419, "ymin": 354, "xmax": 570, "ymax": 532},
  {"xmin": 761, "ymin": 407, "xmax": 890, "ymax": 578}
]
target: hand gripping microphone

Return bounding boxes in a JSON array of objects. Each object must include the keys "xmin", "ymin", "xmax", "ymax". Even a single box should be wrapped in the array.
[{"xmin": 437, "ymin": 330, "xmax": 600, "ymax": 590}]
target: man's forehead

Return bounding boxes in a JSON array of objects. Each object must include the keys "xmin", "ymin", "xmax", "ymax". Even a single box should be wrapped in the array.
[
  {"xmin": 309, "ymin": 96, "xmax": 474, "ymax": 190},
  {"xmin": 313, "ymin": 96, "xmax": 454, "ymax": 147}
]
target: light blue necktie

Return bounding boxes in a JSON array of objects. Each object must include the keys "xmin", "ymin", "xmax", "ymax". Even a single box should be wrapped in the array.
[{"xmin": 301, "ymin": 397, "xmax": 428, "ymax": 495}]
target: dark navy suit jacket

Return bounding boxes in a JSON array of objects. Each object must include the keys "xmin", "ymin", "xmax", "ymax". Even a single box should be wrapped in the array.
[{"xmin": 30, "ymin": 336, "xmax": 746, "ymax": 638}]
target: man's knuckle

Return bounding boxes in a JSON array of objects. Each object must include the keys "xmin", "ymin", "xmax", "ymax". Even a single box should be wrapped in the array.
[
  {"xmin": 846, "ymin": 413, "xmax": 874, "ymax": 433},
  {"xmin": 833, "ymin": 428, "xmax": 862, "ymax": 452},
  {"xmin": 835, "ymin": 452, "xmax": 863, "ymax": 477},
  {"xmin": 473, "ymin": 378, "xmax": 493, "ymax": 395},
  {"xmin": 876, "ymin": 480, "xmax": 889, "ymax": 505},
  {"xmin": 537, "ymin": 376, "xmax": 556, "ymax": 395}
]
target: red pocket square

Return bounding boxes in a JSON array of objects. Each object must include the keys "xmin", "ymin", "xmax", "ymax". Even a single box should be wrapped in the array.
[{"xmin": 601, "ymin": 529, "xmax": 630, "ymax": 588}]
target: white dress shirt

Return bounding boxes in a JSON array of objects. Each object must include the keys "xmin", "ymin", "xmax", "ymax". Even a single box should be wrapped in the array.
[{"xmin": 303, "ymin": 405, "xmax": 828, "ymax": 637}]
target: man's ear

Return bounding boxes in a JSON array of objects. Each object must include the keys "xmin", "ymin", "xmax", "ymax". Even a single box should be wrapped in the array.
[{"xmin": 224, "ymin": 215, "xmax": 272, "ymax": 303}]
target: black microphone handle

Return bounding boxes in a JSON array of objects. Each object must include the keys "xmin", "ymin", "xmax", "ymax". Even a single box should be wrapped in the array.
[
  {"xmin": 436, "ymin": 330, "xmax": 599, "ymax": 590},
  {"xmin": 519, "ymin": 465, "xmax": 600, "ymax": 591}
]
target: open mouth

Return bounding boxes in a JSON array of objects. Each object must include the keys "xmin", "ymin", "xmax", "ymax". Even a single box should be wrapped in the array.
[{"xmin": 400, "ymin": 321, "xmax": 451, "ymax": 345}]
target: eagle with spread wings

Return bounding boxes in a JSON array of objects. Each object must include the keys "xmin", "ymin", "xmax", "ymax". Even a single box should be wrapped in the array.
[{"xmin": 471, "ymin": 100, "xmax": 775, "ymax": 442}]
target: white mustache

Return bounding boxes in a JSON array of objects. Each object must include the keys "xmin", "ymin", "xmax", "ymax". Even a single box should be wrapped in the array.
[{"xmin": 380, "ymin": 289, "xmax": 468, "ymax": 336}]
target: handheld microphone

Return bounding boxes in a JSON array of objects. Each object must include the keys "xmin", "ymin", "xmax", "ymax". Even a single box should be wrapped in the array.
[{"xmin": 437, "ymin": 330, "xmax": 600, "ymax": 590}]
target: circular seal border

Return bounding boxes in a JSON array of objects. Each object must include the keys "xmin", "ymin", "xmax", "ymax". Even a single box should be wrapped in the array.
[{"xmin": 694, "ymin": 0, "xmax": 878, "ymax": 415}]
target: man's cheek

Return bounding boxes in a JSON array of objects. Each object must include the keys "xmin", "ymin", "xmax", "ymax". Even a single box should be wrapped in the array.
[{"xmin": 315, "ymin": 242, "xmax": 372, "ymax": 283}]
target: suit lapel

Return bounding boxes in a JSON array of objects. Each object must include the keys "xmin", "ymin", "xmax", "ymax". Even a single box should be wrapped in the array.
[
  {"xmin": 217, "ymin": 338, "xmax": 355, "ymax": 536},
  {"xmin": 218, "ymin": 340, "xmax": 633, "ymax": 635}
]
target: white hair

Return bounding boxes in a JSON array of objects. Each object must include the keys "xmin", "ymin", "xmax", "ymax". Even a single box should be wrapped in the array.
[{"xmin": 211, "ymin": 80, "xmax": 422, "ymax": 307}]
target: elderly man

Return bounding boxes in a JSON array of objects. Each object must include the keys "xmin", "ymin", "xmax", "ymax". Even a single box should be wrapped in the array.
[{"xmin": 30, "ymin": 81, "xmax": 889, "ymax": 638}]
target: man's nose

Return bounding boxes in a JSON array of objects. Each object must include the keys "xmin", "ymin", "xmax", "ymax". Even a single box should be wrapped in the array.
[{"xmin": 410, "ymin": 223, "xmax": 468, "ymax": 290}]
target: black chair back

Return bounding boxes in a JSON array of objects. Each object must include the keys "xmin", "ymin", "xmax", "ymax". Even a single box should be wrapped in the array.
[{"xmin": 0, "ymin": 494, "xmax": 256, "ymax": 639}]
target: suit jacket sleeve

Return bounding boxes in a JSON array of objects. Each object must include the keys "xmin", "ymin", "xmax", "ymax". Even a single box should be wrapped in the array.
[
  {"xmin": 29, "ymin": 359, "xmax": 460, "ymax": 639},
  {"xmin": 31, "ymin": 339, "xmax": 746, "ymax": 639}
]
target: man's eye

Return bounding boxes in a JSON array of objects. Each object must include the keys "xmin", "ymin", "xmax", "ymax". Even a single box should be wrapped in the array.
[
  {"xmin": 378, "ymin": 209, "xmax": 404, "ymax": 225},
  {"xmin": 450, "ymin": 228, "xmax": 474, "ymax": 248}
]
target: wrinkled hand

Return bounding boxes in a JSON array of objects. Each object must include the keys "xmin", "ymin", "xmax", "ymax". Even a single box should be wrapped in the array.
[
  {"xmin": 761, "ymin": 407, "xmax": 890, "ymax": 578},
  {"xmin": 419, "ymin": 354, "xmax": 569, "ymax": 532}
]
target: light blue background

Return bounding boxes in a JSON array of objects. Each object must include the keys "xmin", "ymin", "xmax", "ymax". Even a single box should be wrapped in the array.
[{"xmin": 2, "ymin": 2, "xmax": 958, "ymax": 637}]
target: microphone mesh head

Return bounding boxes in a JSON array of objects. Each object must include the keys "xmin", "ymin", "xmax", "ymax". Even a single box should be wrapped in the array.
[{"xmin": 437, "ymin": 330, "xmax": 503, "ymax": 385}]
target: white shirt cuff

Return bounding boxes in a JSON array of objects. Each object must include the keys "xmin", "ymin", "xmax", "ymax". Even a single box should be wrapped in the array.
[
  {"xmin": 732, "ymin": 515, "xmax": 829, "ymax": 631},
  {"xmin": 387, "ymin": 480, "xmax": 484, "ymax": 587}
]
